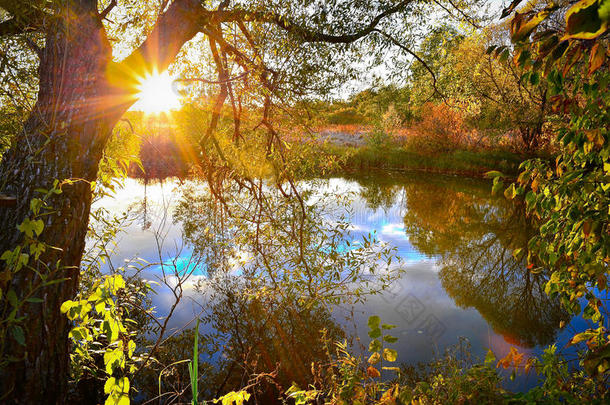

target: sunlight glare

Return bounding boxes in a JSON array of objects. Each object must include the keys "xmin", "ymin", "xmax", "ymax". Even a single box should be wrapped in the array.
[{"xmin": 133, "ymin": 70, "xmax": 181, "ymax": 113}]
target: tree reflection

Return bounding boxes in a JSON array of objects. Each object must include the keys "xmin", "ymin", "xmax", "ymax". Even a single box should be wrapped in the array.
[
  {"xmin": 131, "ymin": 178, "xmax": 401, "ymax": 403},
  {"xmin": 135, "ymin": 274, "xmax": 344, "ymax": 404},
  {"xmin": 398, "ymin": 175, "xmax": 568, "ymax": 347},
  {"xmin": 354, "ymin": 174, "xmax": 402, "ymax": 211},
  {"xmin": 173, "ymin": 179, "xmax": 399, "ymax": 304}
]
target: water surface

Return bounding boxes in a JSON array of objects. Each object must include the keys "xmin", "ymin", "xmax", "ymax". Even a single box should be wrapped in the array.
[{"xmin": 92, "ymin": 171, "xmax": 595, "ymax": 399}]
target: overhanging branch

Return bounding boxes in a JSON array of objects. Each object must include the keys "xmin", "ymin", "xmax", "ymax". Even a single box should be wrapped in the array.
[
  {"xmin": 372, "ymin": 29, "xmax": 445, "ymax": 100},
  {"xmin": 216, "ymin": 1, "xmax": 414, "ymax": 44}
]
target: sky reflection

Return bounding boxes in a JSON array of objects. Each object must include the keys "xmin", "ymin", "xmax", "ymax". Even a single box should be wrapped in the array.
[{"xmin": 92, "ymin": 173, "xmax": 597, "ymax": 393}]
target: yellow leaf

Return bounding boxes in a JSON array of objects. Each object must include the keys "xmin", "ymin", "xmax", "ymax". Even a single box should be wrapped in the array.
[
  {"xmin": 563, "ymin": 0, "xmax": 609, "ymax": 40},
  {"xmin": 104, "ymin": 377, "xmax": 116, "ymax": 394},
  {"xmin": 383, "ymin": 348, "xmax": 398, "ymax": 362},
  {"xmin": 368, "ymin": 352, "xmax": 381, "ymax": 364}
]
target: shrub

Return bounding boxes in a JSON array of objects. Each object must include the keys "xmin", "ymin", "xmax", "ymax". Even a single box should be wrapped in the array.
[
  {"xmin": 364, "ymin": 127, "xmax": 393, "ymax": 151},
  {"xmin": 407, "ymin": 102, "xmax": 470, "ymax": 154}
]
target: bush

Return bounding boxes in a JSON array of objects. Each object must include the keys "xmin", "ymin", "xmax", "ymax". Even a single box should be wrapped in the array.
[
  {"xmin": 326, "ymin": 107, "xmax": 366, "ymax": 125},
  {"xmin": 364, "ymin": 127, "xmax": 393, "ymax": 151},
  {"xmin": 407, "ymin": 102, "xmax": 470, "ymax": 154}
]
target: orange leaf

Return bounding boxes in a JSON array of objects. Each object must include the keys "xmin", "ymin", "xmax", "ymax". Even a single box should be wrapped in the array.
[
  {"xmin": 366, "ymin": 366, "xmax": 381, "ymax": 378},
  {"xmin": 588, "ymin": 42, "xmax": 607, "ymax": 75}
]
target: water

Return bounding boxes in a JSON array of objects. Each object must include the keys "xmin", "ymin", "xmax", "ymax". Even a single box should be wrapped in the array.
[{"xmin": 90, "ymin": 171, "xmax": 599, "ymax": 400}]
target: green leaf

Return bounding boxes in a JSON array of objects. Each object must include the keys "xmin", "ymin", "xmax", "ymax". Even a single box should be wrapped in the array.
[
  {"xmin": 7, "ymin": 289, "xmax": 17, "ymax": 308},
  {"xmin": 485, "ymin": 350, "xmax": 496, "ymax": 365},
  {"xmin": 367, "ymin": 315, "xmax": 380, "ymax": 330},
  {"xmin": 12, "ymin": 326, "xmax": 25, "ymax": 346},
  {"xmin": 369, "ymin": 339, "xmax": 382, "ymax": 352},
  {"xmin": 381, "ymin": 323, "xmax": 396, "ymax": 330},
  {"xmin": 32, "ymin": 219, "xmax": 44, "ymax": 236},
  {"xmin": 600, "ymin": 0, "xmax": 610, "ymax": 21},
  {"xmin": 485, "ymin": 170, "xmax": 504, "ymax": 179},
  {"xmin": 368, "ymin": 327, "xmax": 381, "ymax": 339},
  {"xmin": 383, "ymin": 335, "xmax": 398, "ymax": 343},
  {"xmin": 492, "ymin": 179, "xmax": 504, "ymax": 195}
]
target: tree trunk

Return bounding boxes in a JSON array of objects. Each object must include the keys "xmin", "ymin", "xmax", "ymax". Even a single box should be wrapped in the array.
[
  {"xmin": 0, "ymin": 4, "xmax": 126, "ymax": 403},
  {"xmin": 0, "ymin": 0, "xmax": 214, "ymax": 401}
]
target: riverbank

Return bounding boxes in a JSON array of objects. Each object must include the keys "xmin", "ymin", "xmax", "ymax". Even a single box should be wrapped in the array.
[{"xmin": 311, "ymin": 143, "xmax": 528, "ymax": 178}]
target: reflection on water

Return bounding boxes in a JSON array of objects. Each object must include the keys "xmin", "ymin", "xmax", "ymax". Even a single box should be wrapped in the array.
[
  {"xmin": 92, "ymin": 171, "xmax": 585, "ymax": 401},
  {"xmin": 397, "ymin": 175, "xmax": 568, "ymax": 348}
]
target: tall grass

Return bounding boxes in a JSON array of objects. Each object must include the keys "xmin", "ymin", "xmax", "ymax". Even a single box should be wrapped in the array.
[{"xmin": 188, "ymin": 319, "xmax": 200, "ymax": 405}]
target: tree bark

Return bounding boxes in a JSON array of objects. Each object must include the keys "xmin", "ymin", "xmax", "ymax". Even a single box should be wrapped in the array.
[{"xmin": 0, "ymin": 4, "xmax": 123, "ymax": 403}]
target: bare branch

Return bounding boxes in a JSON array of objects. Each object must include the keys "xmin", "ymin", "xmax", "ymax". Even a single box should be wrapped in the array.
[
  {"xmin": 98, "ymin": 0, "xmax": 117, "ymax": 20},
  {"xmin": 432, "ymin": 0, "xmax": 480, "ymax": 29},
  {"xmin": 175, "ymin": 70, "xmax": 249, "ymax": 84}
]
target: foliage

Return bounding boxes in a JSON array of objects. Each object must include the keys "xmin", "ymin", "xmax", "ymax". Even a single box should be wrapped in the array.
[
  {"xmin": 364, "ymin": 127, "xmax": 394, "ymax": 151},
  {"xmin": 0, "ymin": 181, "xmax": 63, "ymax": 367},
  {"xmin": 213, "ymin": 390, "xmax": 251, "ymax": 405},
  {"xmin": 491, "ymin": 0, "xmax": 610, "ymax": 381},
  {"xmin": 286, "ymin": 316, "xmax": 401, "ymax": 405},
  {"xmin": 189, "ymin": 319, "xmax": 200, "ymax": 405},
  {"xmin": 407, "ymin": 103, "xmax": 471, "ymax": 154},
  {"xmin": 61, "ymin": 274, "xmax": 151, "ymax": 405},
  {"xmin": 174, "ymin": 180, "xmax": 400, "ymax": 306},
  {"xmin": 404, "ymin": 345, "xmax": 505, "ymax": 404}
]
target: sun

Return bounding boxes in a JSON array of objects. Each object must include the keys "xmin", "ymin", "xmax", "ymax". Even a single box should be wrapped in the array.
[{"xmin": 133, "ymin": 70, "xmax": 181, "ymax": 113}]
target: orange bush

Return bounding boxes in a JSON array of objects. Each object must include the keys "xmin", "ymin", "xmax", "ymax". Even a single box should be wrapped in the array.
[{"xmin": 407, "ymin": 102, "xmax": 471, "ymax": 154}]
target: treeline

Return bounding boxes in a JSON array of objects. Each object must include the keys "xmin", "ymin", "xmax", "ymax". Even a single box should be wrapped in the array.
[{"xmin": 309, "ymin": 22, "xmax": 556, "ymax": 155}]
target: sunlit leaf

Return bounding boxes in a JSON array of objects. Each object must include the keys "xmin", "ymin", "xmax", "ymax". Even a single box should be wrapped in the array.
[
  {"xmin": 564, "ymin": 0, "xmax": 608, "ymax": 39},
  {"xmin": 383, "ymin": 348, "xmax": 398, "ymax": 362}
]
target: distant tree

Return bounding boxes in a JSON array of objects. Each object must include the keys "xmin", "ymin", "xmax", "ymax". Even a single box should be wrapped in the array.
[{"xmin": 409, "ymin": 22, "xmax": 551, "ymax": 151}]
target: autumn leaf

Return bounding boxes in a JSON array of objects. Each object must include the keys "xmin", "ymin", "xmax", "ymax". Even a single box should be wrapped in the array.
[{"xmin": 366, "ymin": 366, "xmax": 381, "ymax": 378}]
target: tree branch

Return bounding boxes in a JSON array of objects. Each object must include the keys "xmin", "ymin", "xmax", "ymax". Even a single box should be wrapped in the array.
[
  {"xmin": 0, "ymin": 1, "xmax": 49, "ymax": 36},
  {"xmin": 115, "ymin": 0, "xmax": 209, "ymax": 88},
  {"xmin": 0, "ymin": 18, "xmax": 29, "ymax": 36},
  {"xmin": 175, "ymin": 70, "xmax": 249, "ymax": 84},
  {"xmin": 216, "ymin": 1, "xmax": 414, "ymax": 44},
  {"xmin": 372, "ymin": 29, "xmax": 445, "ymax": 99},
  {"xmin": 98, "ymin": 0, "xmax": 116, "ymax": 20}
]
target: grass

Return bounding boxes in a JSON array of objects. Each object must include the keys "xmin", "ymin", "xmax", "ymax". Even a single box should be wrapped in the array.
[{"xmin": 321, "ymin": 144, "xmax": 527, "ymax": 178}]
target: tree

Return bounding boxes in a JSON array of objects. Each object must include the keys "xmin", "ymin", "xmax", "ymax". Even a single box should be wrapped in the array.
[
  {"xmin": 452, "ymin": 25, "xmax": 550, "ymax": 150},
  {"xmin": 0, "ymin": 0, "xmax": 457, "ymax": 401},
  {"xmin": 493, "ymin": 0, "xmax": 609, "ymax": 378},
  {"xmin": 409, "ymin": 22, "xmax": 551, "ymax": 151}
]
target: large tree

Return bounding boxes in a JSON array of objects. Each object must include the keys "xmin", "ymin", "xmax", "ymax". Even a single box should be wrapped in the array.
[{"xmin": 0, "ymin": 0, "xmax": 480, "ymax": 402}]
